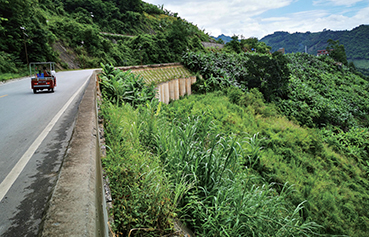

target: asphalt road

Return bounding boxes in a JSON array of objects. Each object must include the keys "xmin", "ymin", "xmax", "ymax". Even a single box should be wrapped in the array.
[{"xmin": 0, "ymin": 69, "xmax": 94, "ymax": 236}]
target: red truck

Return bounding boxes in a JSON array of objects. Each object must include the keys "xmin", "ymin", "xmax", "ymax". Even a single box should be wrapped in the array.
[{"xmin": 30, "ymin": 62, "xmax": 56, "ymax": 93}]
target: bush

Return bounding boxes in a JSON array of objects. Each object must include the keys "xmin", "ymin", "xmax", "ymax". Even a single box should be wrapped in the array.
[
  {"xmin": 99, "ymin": 63, "xmax": 157, "ymax": 108},
  {"xmin": 182, "ymin": 51, "xmax": 290, "ymax": 101},
  {"xmin": 0, "ymin": 51, "xmax": 18, "ymax": 73}
]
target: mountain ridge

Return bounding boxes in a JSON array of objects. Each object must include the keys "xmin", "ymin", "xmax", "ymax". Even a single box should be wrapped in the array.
[{"xmin": 212, "ymin": 25, "xmax": 369, "ymax": 74}]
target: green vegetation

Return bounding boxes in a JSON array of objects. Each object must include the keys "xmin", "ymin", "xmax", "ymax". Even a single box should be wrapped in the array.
[
  {"xmin": 100, "ymin": 49, "xmax": 369, "ymax": 235},
  {"xmin": 177, "ymin": 50, "xmax": 369, "ymax": 235},
  {"xmin": 131, "ymin": 65, "xmax": 193, "ymax": 84},
  {"xmin": 260, "ymin": 25, "xmax": 369, "ymax": 75},
  {"xmin": 326, "ymin": 39, "xmax": 348, "ymax": 66},
  {"xmin": 100, "ymin": 65, "xmax": 322, "ymax": 236},
  {"xmin": 101, "ymin": 101, "xmax": 175, "ymax": 236},
  {"xmin": 280, "ymin": 53, "xmax": 369, "ymax": 130},
  {"xmin": 223, "ymin": 35, "xmax": 272, "ymax": 54},
  {"xmin": 182, "ymin": 51, "xmax": 290, "ymax": 101},
  {"xmin": 99, "ymin": 63, "xmax": 157, "ymax": 108},
  {"xmin": 0, "ymin": 0, "xmax": 209, "ymax": 80}
]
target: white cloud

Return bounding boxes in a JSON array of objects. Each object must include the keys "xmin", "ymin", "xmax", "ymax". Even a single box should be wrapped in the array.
[
  {"xmin": 313, "ymin": 0, "xmax": 365, "ymax": 7},
  {"xmin": 144, "ymin": 0, "xmax": 369, "ymax": 39},
  {"xmin": 255, "ymin": 7, "xmax": 369, "ymax": 38},
  {"xmin": 156, "ymin": 0, "xmax": 295, "ymax": 37}
]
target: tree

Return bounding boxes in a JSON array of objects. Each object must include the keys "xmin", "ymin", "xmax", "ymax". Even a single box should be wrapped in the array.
[
  {"xmin": 326, "ymin": 39, "xmax": 348, "ymax": 66},
  {"xmin": 225, "ymin": 35, "xmax": 242, "ymax": 53},
  {"xmin": 216, "ymin": 38, "xmax": 224, "ymax": 44},
  {"xmin": 166, "ymin": 19, "xmax": 190, "ymax": 60}
]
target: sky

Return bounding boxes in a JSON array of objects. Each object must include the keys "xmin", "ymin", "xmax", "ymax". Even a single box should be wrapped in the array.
[{"xmin": 143, "ymin": 0, "xmax": 369, "ymax": 39}]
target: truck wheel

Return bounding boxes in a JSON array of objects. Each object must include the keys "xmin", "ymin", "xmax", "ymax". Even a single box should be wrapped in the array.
[{"xmin": 33, "ymin": 89, "xmax": 37, "ymax": 94}]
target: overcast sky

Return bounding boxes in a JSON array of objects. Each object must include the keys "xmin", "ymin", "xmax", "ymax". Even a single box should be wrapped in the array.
[{"xmin": 144, "ymin": 0, "xmax": 369, "ymax": 39}]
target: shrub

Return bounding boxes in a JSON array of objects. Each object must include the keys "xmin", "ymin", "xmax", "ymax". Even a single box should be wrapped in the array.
[{"xmin": 99, "ymin": 63, "xmax": 157, "ymax": 108}]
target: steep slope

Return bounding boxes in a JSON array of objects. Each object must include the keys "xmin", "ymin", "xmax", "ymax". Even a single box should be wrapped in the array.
[{"xmin": 0, "ymin": 0, "xmax": 210, "ymax": 72}]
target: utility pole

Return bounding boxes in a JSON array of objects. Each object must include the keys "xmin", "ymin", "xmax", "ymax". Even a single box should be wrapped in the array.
[{"xmin": 20, "ymin": 27, "xmax": 29, "ymax": 66}]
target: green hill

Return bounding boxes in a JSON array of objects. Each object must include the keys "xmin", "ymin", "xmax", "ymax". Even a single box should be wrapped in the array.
[
  {"xmin": 99, "ymin": 50, "xmax": 369, "ymax": 236},
  {"xmin": 0, "ymin": 0, "xmax": 210, "ymax": 77},
  {"xmin": 260, "ymin": 25, "xmax": 369, "ymax": 75}
]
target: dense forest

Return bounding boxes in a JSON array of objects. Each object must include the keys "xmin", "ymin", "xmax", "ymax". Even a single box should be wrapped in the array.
[
  {"xmin": 0, "ymin": 0, "xmax": 210, "ymax": 77},
  {"xmin": 260, "ymin": 25, "xmax": 369, "ymax": 75}
]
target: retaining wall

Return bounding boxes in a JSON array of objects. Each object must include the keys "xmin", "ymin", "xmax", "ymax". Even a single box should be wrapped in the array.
[
  {"xmin": 156, "ymin": 76, "xmax": 196, "ymax": 104},
  {"xmin": 117, "ymin": 62, "xmax": 197, "ymax": 104}
]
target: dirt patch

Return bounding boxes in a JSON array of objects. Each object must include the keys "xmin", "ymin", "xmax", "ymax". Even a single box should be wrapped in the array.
[{"xmin": 52, "ymin": 41, "xmax": 80, "ymax": 70}]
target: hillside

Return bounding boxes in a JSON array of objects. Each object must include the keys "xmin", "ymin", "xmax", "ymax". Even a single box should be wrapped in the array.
[
  {"xmin": 99, "ymin": 50, "xmax": 369, "ymax": 236},
  {"xmin": 0, "ymin": 0, "xmax": 210, "ymax": 76},
  {"xmin": 260, "ymin": 25, "xmax": 369, "ymax": 75}
]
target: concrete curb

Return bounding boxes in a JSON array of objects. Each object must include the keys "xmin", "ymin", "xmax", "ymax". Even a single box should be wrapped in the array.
[{"xmin": 41, "ymin": 71, "xmax": 108, "ymax": 237}]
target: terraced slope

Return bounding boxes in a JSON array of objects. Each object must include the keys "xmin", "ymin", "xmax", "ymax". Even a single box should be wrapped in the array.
[{"xmin": 131, "ymin": 65, "xmax": 193, "ymax": 84}]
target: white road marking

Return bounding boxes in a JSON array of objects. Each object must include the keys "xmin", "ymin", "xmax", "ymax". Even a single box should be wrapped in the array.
[{"xmin": 0, "ymin": 75, "xmax": 91, "ymax": 201}]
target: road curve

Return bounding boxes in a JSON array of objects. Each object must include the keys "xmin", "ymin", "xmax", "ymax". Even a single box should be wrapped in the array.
[{"xmin": 0, "ymin": 69, "xmax": 94, "ymax": 236}]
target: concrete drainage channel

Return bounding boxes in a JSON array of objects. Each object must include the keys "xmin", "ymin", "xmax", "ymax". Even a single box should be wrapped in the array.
[
  {"xmin": 41, "ymin": 70, "xmax": 109, "ymax": 237},
  {"xmin": 40, "ymin": 69, "xmax": 195, "ymax": 237}
]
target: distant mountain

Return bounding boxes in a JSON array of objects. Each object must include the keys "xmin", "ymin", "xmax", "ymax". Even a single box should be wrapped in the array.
[
  {"xmin": 211, "ymin": 34, "xmax": 233, "ymax": 43},
  {"xmin": 260, "ymin": 25, "xmax": 369, "ymax": 74}
]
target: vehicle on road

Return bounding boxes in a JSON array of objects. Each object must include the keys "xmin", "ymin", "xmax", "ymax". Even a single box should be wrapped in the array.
[{"xmin": 30, "ymin": 62, "xmax": 56, "ymax": 93}]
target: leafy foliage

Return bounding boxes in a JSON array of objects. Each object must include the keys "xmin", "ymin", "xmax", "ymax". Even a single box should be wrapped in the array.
[
  {"xmin": 101, "ymin": 90, "xmax": 322, "ymax": 236},
  {"xmin": 0, "ymin": 0, "xmax": 209, "ymax": 79},
  {"xmin": 182, "ymin": 51, "xmax": 290, "ymax": 100},
  {"xmin": 176, "ymin": 49, "xmax": 369, "ymax": 235},
  {"xmin": 326, "ymin": 39, "xmax": 348, "ymax": 66},
  {"xmin": 160, "ymin": 91, "xmax": 369, "ymax": 236},
  {"xmin": 278, "ymin": 53, "xmax": 369, "ymax": 130},
  {"xmin": 99, "ymin": 63, "xmax": 157, "ymax": 108}
]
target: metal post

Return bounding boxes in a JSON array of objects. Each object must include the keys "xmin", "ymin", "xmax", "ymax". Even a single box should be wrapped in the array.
[{"xmin": 20, "ymin": 27, "xmax": 29, "ymax": 66}]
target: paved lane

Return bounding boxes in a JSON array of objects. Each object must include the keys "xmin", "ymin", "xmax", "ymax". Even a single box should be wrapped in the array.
[{"xmin": 0, "ymin": 70, "xmax": 94, "ymax": 236}]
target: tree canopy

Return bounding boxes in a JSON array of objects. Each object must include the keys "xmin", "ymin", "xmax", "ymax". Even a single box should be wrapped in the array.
[{"xmin": 326, "ymin": 39, "xmax": 348, "ymax": 66}]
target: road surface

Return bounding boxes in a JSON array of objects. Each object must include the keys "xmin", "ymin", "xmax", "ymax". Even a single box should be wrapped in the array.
[{"xmin": 0, "ymin": 70, "xmax": 94, "ymax": 236}]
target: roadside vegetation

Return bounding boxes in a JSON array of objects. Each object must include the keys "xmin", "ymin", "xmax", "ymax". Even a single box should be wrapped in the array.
[
  {"xmin": 99, "ymin": 46, "xmax": 369, "ymax": 236},
  {"xmin": 99, "ymin": 64, "xmax": 321, "ymax": 236}
]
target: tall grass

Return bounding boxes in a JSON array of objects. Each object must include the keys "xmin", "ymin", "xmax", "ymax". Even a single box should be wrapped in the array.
[
  {"xmin": 101, "ymin": 102, "xmax": 176, "ymax": 236},
  {"xmin": 158, "ymin": 90, "xmax": 369, "ymax": 236},
  {"xmin": 150, "ymin": 114, "xmax": 320, "ymax": 236}
]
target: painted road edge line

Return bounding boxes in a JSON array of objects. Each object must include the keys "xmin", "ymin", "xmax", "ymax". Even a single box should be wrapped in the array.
[{"xmin": 0, "ymin": 75, "xmax": 90, "ymax": 202}]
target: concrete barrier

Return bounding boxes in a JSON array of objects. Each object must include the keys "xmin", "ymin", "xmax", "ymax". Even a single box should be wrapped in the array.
[{"xmin": 41, "ymin": 71, "xmax": 108, "ymax": 237}]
